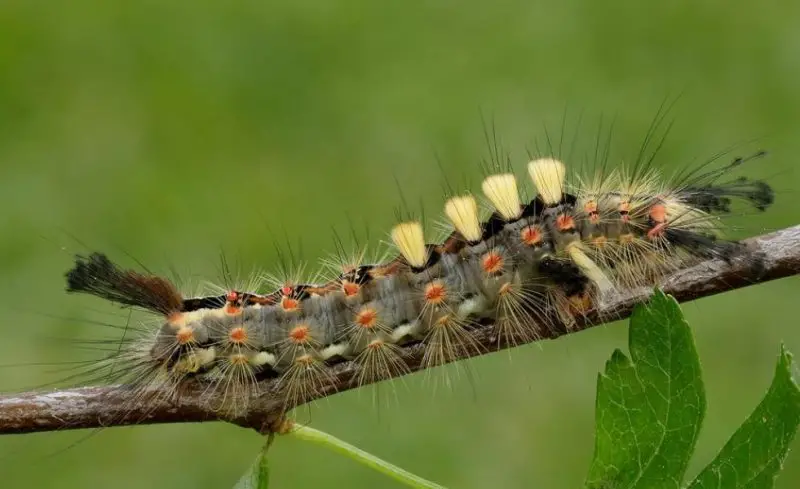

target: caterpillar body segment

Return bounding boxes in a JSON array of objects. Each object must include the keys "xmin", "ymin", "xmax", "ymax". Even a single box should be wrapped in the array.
[{"xmin": 64, "ymin": 153, "xmax": 773, "ymax": 415}]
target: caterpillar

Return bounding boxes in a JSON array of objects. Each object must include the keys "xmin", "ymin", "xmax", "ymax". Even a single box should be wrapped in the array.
[{"xmin": 60, "ymin": 142, "xmax": 774, "ymax": 418}]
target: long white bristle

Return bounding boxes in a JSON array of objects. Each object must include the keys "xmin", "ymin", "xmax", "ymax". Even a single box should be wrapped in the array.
[
  {"xmin": 528, "ymin": 158, "xmax": 566, "ymax": 205},
  {"xmin": 444, "ymin": 195, "xmax": 482, "ymax": 242},
  {"xmin": 390, "ymin": 221, "xmax": 427, "ymax": 268},
  {"xmin": 566, "ymin": 243, "xmax": 615, "ymax": 295},
  {"xmin": 481, "ymin": 174, "xmax": 522, "ymax": 220}
]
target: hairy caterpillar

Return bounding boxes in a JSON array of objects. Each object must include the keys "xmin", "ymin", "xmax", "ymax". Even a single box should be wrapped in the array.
[{"xmin": 60, "ymin": 138, "xmax": 774, "ymax": 418}]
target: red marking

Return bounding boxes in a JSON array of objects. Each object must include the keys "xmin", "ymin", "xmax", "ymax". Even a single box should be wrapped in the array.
[
  {"xmin": 176, "ymin": 327, "xmax": 194, "ymax": 345},
  {"xmin": 225, "ymin": 304, "xmax": 241, "ymax": 315},
  {"xmin": 249, "ymin": 295, "xmax": 275, "ymax": 306},
  {"xmin": 372, "ymin": 261, "xmax": 401, "ymax": 278},
  {"xmin": 556, "ymin": 214, "xmax": 575, "ymax": 231},
  {"xmin": 482, "ymin": 251, "xmax": 504, "ymax": 274},
  {"xmin": 226, "ymin": 290, "xmax": 239, "ymax": 303},
  {"xmin": 281, "ymin": 296, "xmax": 300, "ymax": 312},
  {"xmin": 355, "ymin": 307, "xmax": 378, "ymax": 329},
  {"xmin": 281, "ymin": 286, "xmax": 293, "ymax": 296},
  {"xmin": 647, "ymin": 223, "xmax": 667, "ymax": 239},
  {"xmin": 289, "ymin": 325, "xmax": 311, "ymax": 343},
  {"xmin": 229, "ymin": 326, "xmax": 248, "ymax": 344},
  {"xmin": 649, "ymin": 203, "xmax": 667, "ymax": 223},
  {"xmin": 520, "ymin": 226, "xmax": 542, "ymax": 246},
  {"xmin": 424, "ymin": 281, "xmax": 447, "ymax": 304},
  {"xmin": 342, "ymin": 280, "xmax": 360, "ymax": 297},
  {"xmin": 621, "ymin": 213, "xmax": 630, "ymax": 223}
]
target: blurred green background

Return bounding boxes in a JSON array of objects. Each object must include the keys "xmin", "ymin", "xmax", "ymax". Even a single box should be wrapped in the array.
[{"xmin": 1, "ymin": 1, "xmax": 798, "ymax": 488}]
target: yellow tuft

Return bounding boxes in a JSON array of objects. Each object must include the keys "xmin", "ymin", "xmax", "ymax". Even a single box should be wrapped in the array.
[
  {"xmin": 528, "ymin": 158, "xmax": 566, "ymax": 205},
  {"xmin": 390, "ymin": 221, "xmax": 428, "ymax": 268},
  {"xmin": 566, "ymin": 242, "xmax": 615, "ymax": 295},
  {"xmin": 481, "ymin": 173, "xmax": 522, "ymax": 220},
  {"xmin": 444, "ymin": 195, "xmax": 482, "ymax": 242}
]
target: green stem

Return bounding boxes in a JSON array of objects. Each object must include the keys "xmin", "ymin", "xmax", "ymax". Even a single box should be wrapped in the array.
[{"xmin": 288, "ymin": 423, "xmax": 448, "ymax": 489}]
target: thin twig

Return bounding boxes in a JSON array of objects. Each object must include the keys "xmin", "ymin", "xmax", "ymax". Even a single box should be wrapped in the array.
[
  {"xmin": 1, "ymin": 225, "xmax": 798, "ymax": 436},
  {"xmin": 288, "ymin": 423, "xmax": 447, "ymax": 489}
]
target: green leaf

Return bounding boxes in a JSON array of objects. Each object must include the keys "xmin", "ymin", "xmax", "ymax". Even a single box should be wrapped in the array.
[
  {"xmin": 585, "ymin": 289, "xmax": 706, "ymax": 489},
  {"xmin": 234, "ymin": 438, "xmax": 271, "ymax": 489},
  {"xmin": 687, "ymin": 345, "xmax": 800, "ymax": 489}
]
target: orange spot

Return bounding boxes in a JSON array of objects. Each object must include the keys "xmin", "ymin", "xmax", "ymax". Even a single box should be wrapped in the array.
[
  {"xmin": 281, "ymin": 296, "xmax": 300, "ymax": 312},
  {"xmin": 281, "ymin": 285, "xmax": 293, "ymax": 296},
  {"xmin": 342, "ymin": 281, "xmax": 360, "ymax": 297},
  {"xmin": 482, "ymin": 251, "xmax": 504, "ymax": 274},
  {"xmin": 556, "ymin": 214, "xmax": 575, "ymax": 231},
  {"xmin": 355, "ymin": 307, "xmax": 378, "ymax": 329},
  {"xmin": 591, "ymin": 235, "xmax": 608, "ymax": 248},
  {"xmin": 585, "ymin": 202, "xmax": 600, "ymax": 224},
  {"xmin": 289, "ymin": 324, "xmax": 311, "ymax": 343},
  {"xmin": 424, "ymin": 281, "xmax": 447, "ymax": 304},
  {"xmin": 649, "ymin": 203, "xmax": 667, "ymax": 223},
  {"xmin": 176, "ymin": 327, "xmax": 194, "ymax": 345},
  {"xmin": 229, "ymin": 326, "xmax": 248, "ymax": 344},
  {"xmin": 167, "ymin": 312, "xmax": 184, "ymax": 327},
  {"xmin": 225, "ymin": 304, "xmax": 242, "ymax": 315},
  {"xmin": 520, "ymin": 226, "xmax": 542, "ymax": 246},
  {"xmin": 226, "ymin": 290, "xmax": 239, "ymax": 303},
  {"xmin": 647, "ymin": 223, "xmax": 667, "ymax": 239}
]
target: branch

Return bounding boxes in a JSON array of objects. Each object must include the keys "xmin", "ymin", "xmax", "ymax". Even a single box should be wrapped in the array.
[{"xmin": 2, "ymin": 225, "xmax": 799, "ymax": 436}]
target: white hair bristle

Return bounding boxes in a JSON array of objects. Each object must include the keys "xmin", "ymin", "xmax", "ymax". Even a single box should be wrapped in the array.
[
  {"xmin": 528, "ymin": 158, "xmax": 566, "ymax": 205},
  {"xmin": 481, "ymin": 173, "xmax": 522, "ymax": 220},
  {"xmin": 390, "ymin": 221, "xmax": 428, "ymax": 268},
  {"xmin": 444, "ymin": 195, "xmax": 482, "ymax": 242},
  {"xmin": 566, "ymin": 243, "xmax": 615, "ymax": 296}
]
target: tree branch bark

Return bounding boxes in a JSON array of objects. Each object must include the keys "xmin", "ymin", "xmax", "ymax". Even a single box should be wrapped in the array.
[{"xmin": 2, "ymin": 225, "xmax": 799, "ymax": 436}]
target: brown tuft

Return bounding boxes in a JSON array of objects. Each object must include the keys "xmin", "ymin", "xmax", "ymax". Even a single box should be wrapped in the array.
[{"xmin": 65, "ymin": 253, "xmax": 183, "ymax": 316}]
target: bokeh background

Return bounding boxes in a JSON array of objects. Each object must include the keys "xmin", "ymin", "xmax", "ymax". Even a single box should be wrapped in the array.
[{"xmin": 1, "ymin": 1, "xmax": 799, "ymax": 488}]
